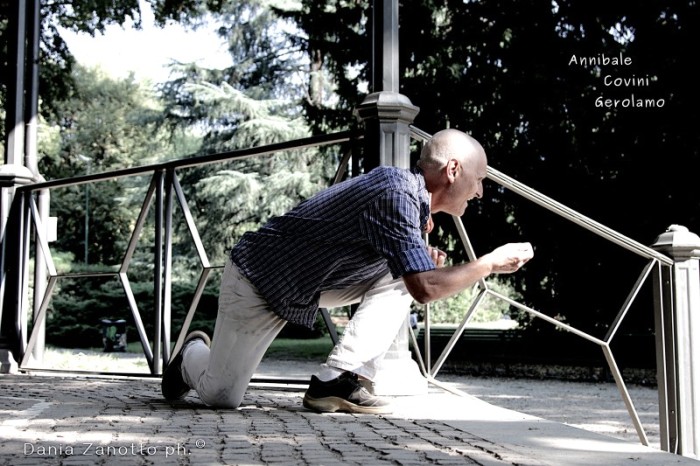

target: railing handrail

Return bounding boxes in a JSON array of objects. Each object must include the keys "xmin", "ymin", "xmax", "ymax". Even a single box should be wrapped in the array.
[
  {"xmin": 409, "ymin": 125, "xmax": 672, "ymax": 266},
  {"xmin": 486, "ymin": 167, "xmax": 673, "ymax": 265},
  {"xmin": 19, "ymin": 130, "xmax": 359, "ymax": 192}
]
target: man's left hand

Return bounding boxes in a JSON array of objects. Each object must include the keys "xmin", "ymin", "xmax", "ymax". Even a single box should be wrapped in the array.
[{"xmin": 428, "ymin": 246, "xmax": 446, "ymax": 267}]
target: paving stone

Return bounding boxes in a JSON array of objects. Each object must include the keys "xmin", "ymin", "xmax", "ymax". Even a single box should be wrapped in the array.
[{"xmin": 1, "ymin": 373, "xmax": 696, "ymax": 466}]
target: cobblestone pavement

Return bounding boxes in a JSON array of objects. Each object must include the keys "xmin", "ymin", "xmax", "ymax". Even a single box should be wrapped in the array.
[{"xmin": 0, "ymin": 374, "xmax": 697, "ymax": 466}]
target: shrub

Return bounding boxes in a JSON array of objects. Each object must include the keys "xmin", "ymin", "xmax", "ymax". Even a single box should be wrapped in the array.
[{"xmin": 419, "ymin": 277, "xmax": 523, "ymax": 325}]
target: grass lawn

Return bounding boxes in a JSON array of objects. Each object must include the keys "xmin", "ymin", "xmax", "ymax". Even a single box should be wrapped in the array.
[
  {"xmin": 263, "ymin": 335, "xmax": 335, "ymax": 360},
  {"xmin": 31, "ymin": 334, "xmax": 336, "ymax": 374}
]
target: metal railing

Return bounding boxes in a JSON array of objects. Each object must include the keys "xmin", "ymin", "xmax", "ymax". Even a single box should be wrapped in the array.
[
  {"xmin": 0, "ymin": 126, "xmax": 682, "ymax": 448},
  {"xmin": 2, "ymin": 131, "xmax": 357, "ymax": 375},
  {"xmin": 408, "ymin": 126, "xmax": 674, "ymax": 447}
]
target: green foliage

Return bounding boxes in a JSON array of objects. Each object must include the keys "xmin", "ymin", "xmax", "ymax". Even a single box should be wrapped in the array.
[
  {"xmin": 154, "ymin": 2, "xmax": 339, "ymax": 264},
  {"xmin": 277, "ymin": 0, "xmax": 370, "ymax": 132},
  {"xmin": 43, "ymin": 273, "xmax": 328, "ymax": 349},
  {"xmin": 44, "ymin": 276, "xmax": 220, "ymax": 349},
  {"xmin": 0, "ymin": 0, "xmax": 148, "ymax": 124},
  {"xmin": 37, "ymin": 66, "xmax": 188, "ymax": 267},
  {"xmin": 174, "ymin": 80, "xmax": 310, "ymax": 150},
  {"xmin": 264, "ymin": 335, "xmax": 335, "ymax": 360},
  {"xmin": 426, "ymin": 278, "xmax": 523, "ymax": 325},
  {"xmin": 181, "ymin": 149, "xmax": 335, "ymax": 263}
]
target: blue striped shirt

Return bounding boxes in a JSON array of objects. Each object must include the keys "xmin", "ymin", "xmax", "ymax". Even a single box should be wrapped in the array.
[{"xmin": 231, "ymin": 166, "xmax": 434, "ymax": 328}]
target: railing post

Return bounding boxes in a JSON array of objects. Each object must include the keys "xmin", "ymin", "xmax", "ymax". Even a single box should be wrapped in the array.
[
  {"xmin": 652, "ymin": 224, "xmax": 700, "ymax": 458},
  {"xmin": 0, "ymin": 166, "xmax": 35, "ymax": 373},
  {"xmin": 153, "ymin": 170, "xmax": 165, "ymax": 375},
  {"xmin": 352, "ymin": 0, "xmax": 426, "ymax": 396}
]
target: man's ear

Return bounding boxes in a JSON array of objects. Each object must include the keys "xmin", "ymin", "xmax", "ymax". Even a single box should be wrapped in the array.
[{"xmin": 446, "ymin": 159, "xmax": 459, "ymax": 183}]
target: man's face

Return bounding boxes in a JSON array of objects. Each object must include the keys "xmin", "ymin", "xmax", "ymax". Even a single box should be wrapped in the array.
[{"xmin": 445, "ymin": 154, "xmax": 487, "ymax": 216}]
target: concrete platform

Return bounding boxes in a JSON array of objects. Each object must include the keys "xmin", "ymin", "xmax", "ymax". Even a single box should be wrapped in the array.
[{"xmin": 1, "ymin": 372, "xmax": 698, "ymax": 465}]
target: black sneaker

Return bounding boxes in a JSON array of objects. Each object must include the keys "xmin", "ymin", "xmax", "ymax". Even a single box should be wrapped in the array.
[
  {"xmin": 302, "ymin": 372, "xmax": 392, "ymax": 414},
  {"xmin": 161, "ymin": 330, "xmax": 211, "ymax": 401}
]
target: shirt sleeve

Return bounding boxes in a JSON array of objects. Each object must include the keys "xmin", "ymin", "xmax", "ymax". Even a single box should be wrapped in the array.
[{"xmin": 359, "ymin": 190, "xmax": 436, "ymax": 278}]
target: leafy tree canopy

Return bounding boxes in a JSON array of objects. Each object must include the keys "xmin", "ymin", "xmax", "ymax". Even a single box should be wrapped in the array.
[{"xmin": 38, "ymin": 65, "xmax": 192, "ymax": 267}]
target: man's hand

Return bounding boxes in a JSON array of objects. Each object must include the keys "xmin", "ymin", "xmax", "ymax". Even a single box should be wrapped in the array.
[
  {"xmin": 404, "ymin": 241, "xmax": 533, "ymax": 304},
  {"xmin": 482, "ymin": 242, "xmax": 534, "ymax": 274},
  {"xmin": 427, "ymin": 246, "xmax": 447, "ymax": 267}
]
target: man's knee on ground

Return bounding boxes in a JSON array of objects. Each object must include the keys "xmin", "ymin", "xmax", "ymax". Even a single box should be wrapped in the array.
[{"xmin": 200, "ymin": 390, "xmax": 245, "ymax": 409}]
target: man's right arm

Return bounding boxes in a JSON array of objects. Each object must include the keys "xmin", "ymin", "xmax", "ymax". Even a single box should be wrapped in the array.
[{"xmin": 402, "ymin": 242, "xmax": 534, "ymax": 304}]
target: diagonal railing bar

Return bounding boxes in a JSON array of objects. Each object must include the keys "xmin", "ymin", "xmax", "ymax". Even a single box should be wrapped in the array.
[
  {"xmin": 430, "ymin": 287, "xmax": 488, "ymax": 378},
  {"xmin": 119, "ymin": 271, "xmax": 155, "ymax": 371},
  {"xmin": 117, "ymin": 174, "xmax": 158, "ymax": 372},
  {"xmin": 29, "ymin": 195, "xmax": 57, "ymax": 277},
  {"xmin": 426, "ymin": 374, "xmax": 479, "ymax": 398},
  {"xmin": 19, "ymin": 276, "xmax": 58, "ymax": 368},
  {"xmin": 408, "ymin": 323, "xmax": 429, "ymax": 377},
  {"xmin": 120, "ymin": 174, "xmax": 158, "ymax": 273},
  {"xmin": 332, "ymin": 147, "xmax": 355, "ymax": 185},
  {"xmin": 602, "ymin": 343, "xmax": 650, "ymax": 445},
  {"xmin": 605, "ymin": 259, "xmax": 658, "ymax": 344},
  {"xmin": 410, "ymin": 212, "xmax": 491, "ymax": 373},
  {"xmin": 170, "ymin": 268, "xmax": 217, "ymax": 364},
  {"xmin": 168, "ymin": 171, "xmax": 218, "ymax": 362},
  {"xmin": 486, "ymin": 289, "xmax": 607, "ymax": 346},
  {"xmin": 451, "ymin": 215, "xmax": 488, "ymax": 289},
  {"xmin": 173, "ymin": 173, "xmax": 211, "ymax": 268}
]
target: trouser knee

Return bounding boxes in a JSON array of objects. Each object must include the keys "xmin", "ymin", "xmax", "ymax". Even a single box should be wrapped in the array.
[
  {"xmin": 199, "ymin": 386, "xmax": 245, "ymax": 409},
  {"xmin": 200, "ymin": 394, "xmax": 243, "ymax": 409}
]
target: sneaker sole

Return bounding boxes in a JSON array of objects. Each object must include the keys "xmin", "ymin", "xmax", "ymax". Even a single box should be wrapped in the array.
[
  {"xmin": 184, "ymin": 330, "xmax": 211, "ymax": 348},
  {"xmin": 161, "ymin": 330, "xmax": 211, "ymax": 401},
  {"xmin": 302, "ymin": 395, "xmax": 391, "ymax": 414},
  {"xmin": 161, "ymin": 353, "xmax": 188, "ymax": 401}
]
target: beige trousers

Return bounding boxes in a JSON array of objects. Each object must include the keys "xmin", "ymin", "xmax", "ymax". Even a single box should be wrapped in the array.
[{"xmin": 181, "ymin": 259, "xmax": 413, "ymax": 408}]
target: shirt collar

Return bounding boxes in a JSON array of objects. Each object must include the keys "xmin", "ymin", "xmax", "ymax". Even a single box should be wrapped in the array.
[{"xmin": 413, "ymin": 167, "xmax": 432, "ymax": 232}]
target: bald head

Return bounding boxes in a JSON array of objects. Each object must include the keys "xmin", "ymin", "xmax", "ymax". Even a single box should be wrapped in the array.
[
  {"xmin": 419, "ymin": 129, "xmax": 488, "ymax": 216},
  {"xmin": 418, "ymin": 129, "xmax": 486, "ymax": 172}
]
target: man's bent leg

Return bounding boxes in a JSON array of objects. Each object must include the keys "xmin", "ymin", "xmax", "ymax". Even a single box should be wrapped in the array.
[
  {"xmin": 181, "ymin": 260, "xmax": 285, "ymax": 408},
  {"xmin": 321, "ymin": 274, "xmax": 414, "ymax": 381},
  {"xmin": 303, "ymin": 274, "xmax": 412, "ymax": 413}
]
